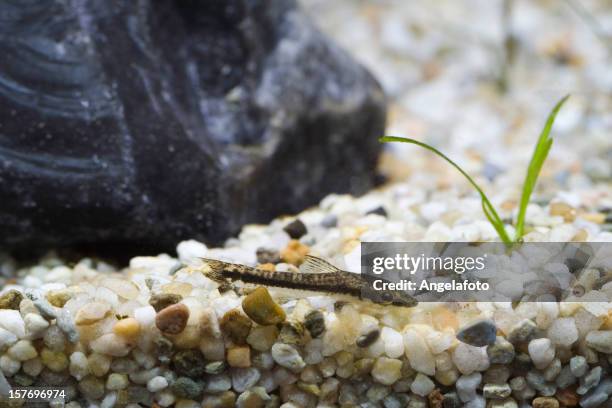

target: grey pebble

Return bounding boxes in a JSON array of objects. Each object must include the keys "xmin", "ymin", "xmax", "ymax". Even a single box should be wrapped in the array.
[
  {"xmin": 456, "ymin": 372, "xmax": 482, "ymax": 402},
  {"xmin": 555, "ymin": 365, "xmax": 577, "ymax": 388},
  {"xmin": 43, "ymin": 325, "xmax": 67, "ymax": 352},
  {"xmin": 577, "ymin": 366, "xmax": 602, "ymax": 395},
  {"xmin": 542, "ymin": 358, "xmax": 561, "ymax": 382},
  {"xmin": 526, "ymin": 371, "xmax": 556, "ymax": 396},
  {"xmin": 29, "ymin": 292, "xmax": 57, "ymax": 320},
  {"xmin": 570, "ymin": 355, "xmax": 588, "ymax": 377},
  {"xmin": 321, "ymin": 214, "xmax": 338, "ymax": 228},
  {"xmin": 231, "ymin": 367, "xmax": 261, "ymax": 393},
  {"xmin": 507, "ymin": 319, "xmax": 536, "ymax": 344},
  {"xmin": 580, "ymin": 378, "xmax": 612, "ymax": 408},
  {"xmin": 487, "ymin": 336, "xmax": 515, "ymax": 364},
  {"xmin": 464, "ymin": 394, "xmax": 485, "ymax": 408},
  {"xmin": 383, "ymin": 393, "xmax": 410, "ymax": 408},
  {"xmin": 456, "ymin": 319, "xmax": 497, "ymax": 347},
  {"xmin": 55, "ymin": 309, "xmax": 80, "ymax": 343},
  {"xmin": 205, "ymin": 361, "xmax": 227, "ymax": 375},
  {"xmin": 0, "ymin": 370, "xmax": 10, "ymax": 395}
]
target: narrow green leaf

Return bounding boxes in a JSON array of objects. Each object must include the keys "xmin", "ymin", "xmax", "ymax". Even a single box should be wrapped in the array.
[
  {"xmin": 514, "ymin": 95, "xmax": 570, "ymax": 240},
  {"xmin": 379, "ymin": 136, "xmax": 513, "ymax": 244}
]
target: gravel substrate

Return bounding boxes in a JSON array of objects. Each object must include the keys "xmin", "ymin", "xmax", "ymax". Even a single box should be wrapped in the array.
[
  {"xmin": 0, "ymin": 184, "xmax": 611, "ymax": 407},
  {"xmin": 1, "ymin": 1, "xmax": 612, "ymax": 407}
]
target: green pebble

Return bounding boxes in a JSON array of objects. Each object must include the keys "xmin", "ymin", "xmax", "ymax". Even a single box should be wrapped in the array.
[
  {"xmin": 172, "ymin": 350, "xmax": 206, "ymax": 378},
  {"xmin": 205, "ymin": 361, "xmax": 227, "ymax": 374},
  {"xmin": 171, "ymin": 377, "xmax": 204, "ymax": 400},
  {"xmin": 13, "ymin": 373, "xmax": 34, "ymax": 387},
  {"xmin": 78, "ymin": 376, "xmax": 105, "ymax": 400}
]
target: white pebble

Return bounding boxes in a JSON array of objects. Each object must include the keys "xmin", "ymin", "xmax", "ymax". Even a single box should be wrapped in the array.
[
  {"xmin": 100, "ymin": 392, "xmax": 117, "ymax": 408},
  {"xmin": 90, "ymin": 333, "xmax": 132, "ymax": 357},
  {"xmin": 536, "ymin": 303, "xmax": 558, "ymax": 329},
  {"xmin": 547, "ymin": 317, "xmax": 578, "ymax": 347},
  {"xmin": 0, "ymin": 310, "xmax": 25, "ymax": 338},
  {"xmin": 156, "ymin": 391, "xmax": 176, "ymax": 407},
  {"xmin": 528, "ymin": 338, "xmax": 555, "ymax": 369},
  {"xmin": 452, "ymin": 343, "xmax": 490, "ymax": 375},
  {"xmin": 24, "ymin": 313, "xmax": 49, "ymax": 336},
  {"xmin": 177, "ymin": 240, "xmax": 208, "ymax": 263},
  {"xmin": 426, "ymin": 330, "xmax": 454, "ymax": 354},
  {"xmin": 69, "ymin": 352, "xmax": 88, "ymax": 380},
  {"xmin": 271, "ymin": 343, "xmax": 305, "ymax": 372},
  {"xmin": 403, "ymin": 328, "xmax": 435, "ymax": 375},
  {"xmin": 134, "ymin": 306, "xmax": 156, "ymax": 327},
  {"xmin": 0, "ymin": 327, "xmax": 18, "ymax": 349},
  {"xmin": 585, "ymin": 330, "xmax": 612, "ymax": 353},
  {"xmin": 456, "ymin": 372, "xmax": 482, "ymax": 402},
  {"xmin": 0, "ymin": 355, "xmax": 20, "ymax": 376},
  {"xmin": 410, "ymin": 373, "xmax": 435, "ymax": 396},
  {"xmin": 371, "ymin": 357, "xmax": 402, "ymax": 385},
  {"xmin": 381, "ymin": 327, "xmax": 404, "ymax": 358},
  {"xmin": 147, "ymin": 376, "xmax": 169, "ymax": 392},
  {"xmin": 7, "ymin": 340, "xmax": 37, "ymax": 361}
]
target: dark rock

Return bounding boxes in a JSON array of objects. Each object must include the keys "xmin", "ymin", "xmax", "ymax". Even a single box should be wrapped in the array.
[
  {"xmin": 366, "ymin": 206, "xmax": 388, "ymax": 217},
  {"xmin": 0, "ymin": 0, "xmax": 386, "ymax": 255},
  {"xmin": 256, "ymin": 247, "xmax": 281, "ymax": 264},
  {"xmin": 172, "ymin": 350, "xmax": 206, "ymax": 378},
  {"xmin": 456, "ymin": 319, "xmax": 497, "ymax": 347},
  {"xmin": 171, "ymin": 377, "xmax": 204, "ymax": 400},
  {"xmin": 356, "ymin": 329, "xmax": 380, "ymax": 348},
  {"xmin": 442, "ymin": 392, "xmax": 461, "ymax": 408},
  {"xmin": 283, "ymin": 219, "xmax": 308, "ymax": 239},
  {"xmin": 149, "ymin": 293, "xmax": 183, "ymax": 312},
  {"xmin": 304, "ymin": 310, "xmax": 325, "ymax": 338}
]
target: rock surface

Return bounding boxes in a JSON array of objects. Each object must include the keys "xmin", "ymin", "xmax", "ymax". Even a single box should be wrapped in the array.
[{"xmin": 0, "ymin": 0, "xmax": 386, "ymax": 254}]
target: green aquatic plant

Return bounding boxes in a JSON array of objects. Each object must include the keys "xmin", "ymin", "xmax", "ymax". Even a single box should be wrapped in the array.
[{"xmin": 380, "ymin": 95, "xmax": 569, "ymax": 244}]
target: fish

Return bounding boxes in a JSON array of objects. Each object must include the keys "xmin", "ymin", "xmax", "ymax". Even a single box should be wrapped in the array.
[{"xmin": 199, "ymin": 255, "xmax": 418, "ymax": 307}]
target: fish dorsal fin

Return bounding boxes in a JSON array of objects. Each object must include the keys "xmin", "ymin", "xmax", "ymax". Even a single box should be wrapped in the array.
[{"xmin": 301, "ymin": 255, "xmax": 342, "ymax": 274}]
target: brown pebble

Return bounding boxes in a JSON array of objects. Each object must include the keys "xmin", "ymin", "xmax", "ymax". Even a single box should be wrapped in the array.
[
  {"xmin": 280, "ymin": 240, "xmax": 310, "ymax": 265},
  {"xmin": 155, "ymin": 303, "xmax": 189, "ymax": 335},
  {"xmin": 242, "ymin": 287, "xmax": 286, "ymax": 326},
  {"xmin": 427, "ymin": 388, "xmax": 444, "ymax": 408},
  {"xmin": 257, "ymin": 263, "xmax": 276, "ymax": 272},
  {"xmin": 149, "ymin": 293, "xmax": 183, "ymax": 312},
  {"xmin": 226, "ymin": 345, "xmax": 251, "ymax": 368},
  {"xmin": 0, "ymin": 290, "xmax": 23, "ymax": 310},
  {"xmin": 549, "ymin": 202, "xmax": 576, "ymax": 222},
  {"xmin": 532, "ymin": 397, "xmax": 560, "ymax": 408},
  {"xmin": 220, "ymin": 309, "xmax": 252, "ymax": 344},
  {"xmin": 556, "ymin": 387, "xmax": 579, "ymax": 407}
]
